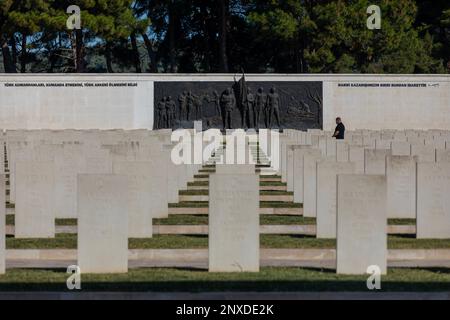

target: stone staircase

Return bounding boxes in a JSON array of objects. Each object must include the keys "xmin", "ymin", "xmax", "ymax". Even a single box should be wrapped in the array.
[{"xmin": 168, "ymin": 142, "xmax": 302, "ymax": 216}]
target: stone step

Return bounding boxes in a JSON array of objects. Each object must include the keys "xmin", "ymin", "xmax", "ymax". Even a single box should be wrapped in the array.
[
  {"xmin": 179, "ymin": 195, "xmax": 209, "ymax": 202},
  {"xmin": 260, "ymin": 177, "xmax": 282, "ymax": 182},
  {"xmin": 179, "ymin": 190, "xmax": 293, "ymax": 196},
  {"xmin": 198, "ymin": 168, "xmax": 264, "ymax": 173},
  {"xmin": 168, "ymin": 207, "xmax": 302, "ymax": 215},
  {"xmin": 4, "ymin": 224, "xmax": 416, "ymax": 236},
  {"xmin": 187, "ymin": 185, "xmax": 287, "ymax": 191},
  {"xmin": 178, "ymin": 194, "xmax": 294, "ymax": 202}
]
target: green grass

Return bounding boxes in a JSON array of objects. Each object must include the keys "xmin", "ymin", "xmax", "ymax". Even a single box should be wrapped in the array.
[
  {"xmin": 187, "ymin": 181, "xmax": 208, "ymax": 186},
  {"xmin": 168, "ymin": 201, "xmax": 302, "ymax": 208},
  {"xmin": 6, "ymin": 234, "xmax": 77, "ymax": 249},
  {"xmin": 260, "ymin": 202, "xmax": 302, "ymax": 208},
  {"xmin": 260, "ymin": 191, "xmax": 293, "ymax": 195},
  {"xmin": 6, "ymin": 234, "xmax": 450, "ymax": 250},
  {"xmin": 186, "ymin": 181, "xmax": 286, "ymax": 187},
  {"xmin": 152, "ymin": 215, "xmax": 316, "ymax": 226},
  {"xmin": 129, "ymin": 235, "xmax": 207, "ymax": 249},
  {"xmin": 179, "ymin": 190, "xmax": 208, "ymax": 195},
  {"xmin": 2, "ymin": 267, "xmax": 450, "ymax": 292},
  {"xmin": 259, "ymin": 181, "xmax": 287, "ymax": 186},
  {"xmin": 6, "ymin": 214, "xmax": 14, "ymax": 225},
  {"xmin": 154, "ymin": 215, "xmax": 208, "ymax": 225},
  {"xmin": 178, "ymin": 190, "xmax": 293, "ymax": 196},
  {"xmin": 169, "ymin": 201, "xmax": 208, "ymax": 208},
  {"xmin": 260, "ymin": 215, "xmax": 316, "ymax": 225},
  {"xmin": 5, "ymin": 215, "xmax": 415, "ymax": 228},
  {"xmin": 55, "ymin": 219, "xmax": 77, "ymax": 226},
  {"xmin": 389, "ymin": 219, "xmax": 416, "ymax": 225},
  {"xmin": 6, "ymin": 216, "xmax": 78, "ymax": 227},
  {"xmin": 193, "ymin": 174, "xmax": 209, "ymax": 178}
]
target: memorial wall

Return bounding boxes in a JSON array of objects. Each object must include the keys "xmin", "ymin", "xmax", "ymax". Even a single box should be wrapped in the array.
[{"xmin": 0, "ymin": 74, "xmax": 448, "ymax": 131}]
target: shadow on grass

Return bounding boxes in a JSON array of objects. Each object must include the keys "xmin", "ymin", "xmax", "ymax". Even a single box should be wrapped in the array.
[
  {"xmin": 2, "ymin": 267, "xmax": 450, "ymax": 292},
  {"xmin": 390, "ymin": 234, "xmax": 416, "ymax": 239}
]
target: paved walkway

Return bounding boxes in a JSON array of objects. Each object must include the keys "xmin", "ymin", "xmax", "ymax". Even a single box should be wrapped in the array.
[{"xmin": 6, "ymin": 259, "xmax": 450, "ymax": 269}]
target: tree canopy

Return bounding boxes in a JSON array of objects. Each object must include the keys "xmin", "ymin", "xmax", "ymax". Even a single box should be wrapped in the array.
[{"xmin": 0, "ymin": 0, "xmax": 448, "ymax": 73}]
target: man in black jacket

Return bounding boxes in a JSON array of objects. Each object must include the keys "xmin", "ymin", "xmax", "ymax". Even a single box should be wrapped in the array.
[{"xmin": 333, "ymin": 117, "xmax": 346, "ymax": 140}]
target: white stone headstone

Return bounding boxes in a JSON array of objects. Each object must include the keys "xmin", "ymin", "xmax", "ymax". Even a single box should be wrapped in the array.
[
  {"xmin": 391, "ymin": 141, "xmax": 411, "ymax": 156},
  {"xmin": 303, "ymin": 152, "xmax": 324, "ymax": 217},
  {"xmin": 326, "ymin": 138, "xmax": 337, "ymax": 160},
  {"xmin": 364, "ymin": 149, "xmax": 390, "ymax": 175},
  {"xmin": 337, "ymin": 174, "xmax": 387, "ymax": 274},
  {"xmin": 54, "ymin": 150, "xmax": 85, "ymax": 219},
  {"xmin": 113, "ymin": 161, "xmax": 164, "ymax": 237},
  {"xmin": 293, "ymin": 147, "xmax": 320, "ymax": 203},
  {"xmin": 417, "ymin": 163, "xmax": 450, "ymax": 239},
  {"xmin": 411, "ymin": 144, "xmax": 436, "ymax": 163},
  {"xmin": 375, "ymin": 140, "xmax": 392, "ymax": 150},
  {"xmin": 425, "ymin": 139, "xmax": 446, "ymax": 150},
  {"xmin": 209, "ymin": 164, "xmax": 259, "ymax": 272},
  {"xmin": 280, "ymin": 140, "xmax": 293, "ymax": 183},
  {"xmin": 78, "ymin": 174, "xmax": 129, "ymax": 273},
  {"xmin": 336, "ymin": 141, "xmax": 349, "ymax": 162},
  {"xmin": 286, "ymin": 145, "xmax": 298, "ymax": 192},
  {"xmin": 436, "ymin": 149, "xmax": 450, "ymax": 163},
  {"xmin": 15, "ymin": 161, "xmax": 55, "ymax": 238},
  {"xmin": 316, "ymin": 161, "xmax": 355, "ymax": 238},
  {"xmin": 349, "ymin": 146, "xmax": 365, "ymax": 174},
  {"xmin": 386, "ymin": 156, "xmax": 416, "ymax": 219}
]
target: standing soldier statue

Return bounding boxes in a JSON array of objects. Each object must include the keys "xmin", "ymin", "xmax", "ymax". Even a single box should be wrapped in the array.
[
  {"xmin": 166, "ymin": 96, "xmax": 176, "ymax": 127},
  {"xmin": 195, "ymin": 94, "xmax": 203, "ymax": 119},
  {"xmin": 267, "ymin": 87, "xmax": 281, "ymax": 129},
  {"xmin": 178, "ymin": 91, "xmax": 188, "ymax": 121},
  {"xmin": 220, "ymin": 88, "xmax": 235, "ymax": 130},
  {"xmin": 241, "ymin": 88, "xmax": 252, "ymax": 129},
  {"xmin": 212, "ymin": 90, "xmax": 221, "ymax": 116},
  {"xmin": 246, "ymin": 87, "xmax": 255, "ymax": 129},
  {"xmin": 255, "ymin": 87, "xmax": 266, "ymax": 130},
  {"xmin": 186, "ymin": 91, "xmax": 196, "ymax": 121},
  {"xmin": 156, "ymin": 97, "xmax": 167, "ymax": 129}
]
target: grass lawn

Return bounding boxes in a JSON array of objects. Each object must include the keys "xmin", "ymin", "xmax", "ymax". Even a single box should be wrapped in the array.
[
  {"xmin": 1, "ymin": 267, "xmax": 450, "ymax": 292},
  {"xmin": 167, "ymin": 201, "xmax": 302, "ymax": 208},
  {"xmin": 6, "ymin": 234, "xmax": 450, "ymax": 250},
  {"xmin": 178, "ymin": 190, "xmax": 293, "ymax": 195},
  {"xmin": 3, "ymin": 215, "xmax": 419, "ymax": 227},
  {"xmin": 153, "ymin": 215, "xmax": 316, "ymax": 225},
  {"xmin": 388, "ymin": 219, "xmax": 416, "ymax": 225}
]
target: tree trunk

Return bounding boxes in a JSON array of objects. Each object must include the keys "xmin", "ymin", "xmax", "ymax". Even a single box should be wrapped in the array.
[
  {"xmin": 10, "ymin": 36, "xmax": 17, "ymax": 69},
  {"xmin": 200, "ymin": 3, "xmax": 211, "ymax": 72},
  {"xmin": 75, "ymin": 29, "xmax": 85, "ymax": 73},
  {"xmin": 130, "ymin": 32, "xmax": 142, "ymax": 73},
  {"xmin": 142, "ymin": 33, "xmax": 157, "ymax": 72},
  {"xmin": 21, "ymin": 33, "xmax": 27, "ymax": 73},
  {"xmin": 105, "ymin": 42, "xmax": 114, "ymax": 73},
  {"xmin": 218, "ymin": 0, "xmax": 229, "ymax": 73},
  {"xmin": 1, "ymin": 36, "xmax": 16, "ymax": 73},
  {"xmin": 168, "ymin": 4, "xmax": 177, "ymax": 72}
]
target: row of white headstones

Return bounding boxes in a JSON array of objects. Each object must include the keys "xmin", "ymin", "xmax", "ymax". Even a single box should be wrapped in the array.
[
  {"xmin": 0, "ymin": 129, "xmax": 199, "ymax": 274},
  {"xmin": 279, "ymin": 128, "xmax": 450, "ymax": 274},
  {"xmin": 1, "ymin": 128, "xmax": 450, "ymax": 275}
]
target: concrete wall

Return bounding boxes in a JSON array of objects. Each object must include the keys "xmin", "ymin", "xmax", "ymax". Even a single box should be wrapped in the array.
[{"xmin": 0, "ymin": 74, "xmax": 448, "ymax": 130}]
